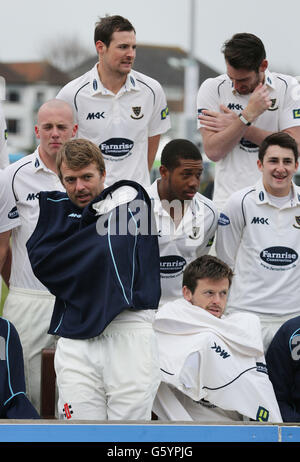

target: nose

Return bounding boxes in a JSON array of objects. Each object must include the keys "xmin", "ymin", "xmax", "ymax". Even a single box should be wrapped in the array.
[
  {"xmin": 127, "ymin": 46, "xmax": 136, "ymax": 59},
  {"xmin": 276, "ymin": 161, "xmax": 286, "ymax": 172},
  {"xmin": 233, "ymin": 80, "xmax": 241, "ymax": 92},
  {"xmin": 51, "ymin": 126, "xmax": 60, "ymax": 138},
  {"xmin": 75, "ymin": 178, "xmax": 86, "ymax": 191},
  {"xmin": 212, "ymin": 293, "xmax": 222, "ymax": 304},
  {"xmin": 188, "ymin": 175, "xmax": 200, "ymax": 189}
]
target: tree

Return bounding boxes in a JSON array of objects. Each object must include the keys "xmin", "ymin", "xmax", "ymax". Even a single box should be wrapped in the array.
[{"xmin": 39, "ymin": 34, "xmax": 95, "ymax": 72}]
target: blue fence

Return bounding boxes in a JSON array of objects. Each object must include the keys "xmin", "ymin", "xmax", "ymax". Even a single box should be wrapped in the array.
[{"xmin": 0, "ymin": 422, "xmax": 299, "ymax": 443}]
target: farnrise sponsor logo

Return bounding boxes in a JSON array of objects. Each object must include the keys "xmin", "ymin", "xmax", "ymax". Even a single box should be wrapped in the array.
[{"xmin": 260, "ymin": 246, "xmax": 298, "ymax": 266}]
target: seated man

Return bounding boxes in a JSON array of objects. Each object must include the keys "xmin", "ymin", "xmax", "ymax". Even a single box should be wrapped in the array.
[
  {"xmin": 0, "ymin": 317, "xmax": 40, "ymax": 419},
  {"xmin": 153, "ymin": 255, "xmax": 282, "ymax": 423},
  {"xmin": 26, "ymin": 138, "xmax": 161, "ymax": 421},
  {"xmin": 266, "ymin": 315, "xmax": 300, "ymax": 422}
]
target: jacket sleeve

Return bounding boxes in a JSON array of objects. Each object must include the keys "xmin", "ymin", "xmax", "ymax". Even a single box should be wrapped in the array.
[
  {"xmin": 266, "ymin": 324, "xmax": 300, "ymax": 422},
  {"xmin": 0, "ymin": 319, "xmax": 40, "ymax": 419}
]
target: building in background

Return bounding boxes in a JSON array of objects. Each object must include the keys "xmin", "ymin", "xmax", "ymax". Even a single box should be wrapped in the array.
[
  {"xmin": 0, "ymin": 45, "xmax": 218, "ymax": 192},
  {"xmin": 71, "ymin": 44, "xmax": 218, "ymax": 146},
  {"xmin": 70, "ymin": 44, "xmax": 218, "ymax": 188},
  {"xmin": 0, "ymin": 62, "xmax": 69, "ymax": 158}
]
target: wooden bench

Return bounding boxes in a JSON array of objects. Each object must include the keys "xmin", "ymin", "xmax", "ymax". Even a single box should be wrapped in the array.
[{"xmin": 40, "ymin": 348, "xmax": 56, "ymax": 419}]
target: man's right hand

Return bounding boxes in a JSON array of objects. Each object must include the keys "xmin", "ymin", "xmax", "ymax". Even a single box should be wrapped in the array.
[{"xmin": 242, "ymin": 83, "xmax": 272, "ymax": 123}]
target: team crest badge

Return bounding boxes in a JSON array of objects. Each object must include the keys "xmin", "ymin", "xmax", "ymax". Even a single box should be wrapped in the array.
[
  {"xmin": 131, "ymin": 106, "xmax": 144, "ymax": 119},
  {"xmin": 268, "ymin": 98, "xmax": 278, "ymax": 111},
  {"xmin": 189, "ymin": 226, "xmax": 201, "ymax": 239},
  {"xmin": 293, "ymin": 216, "xmax": 300, "ymax": 229}
]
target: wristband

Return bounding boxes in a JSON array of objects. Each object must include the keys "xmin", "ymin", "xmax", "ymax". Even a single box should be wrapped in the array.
[{"xmin": 239, "ymin": 113, "xmax": 251, "ymax": 126}]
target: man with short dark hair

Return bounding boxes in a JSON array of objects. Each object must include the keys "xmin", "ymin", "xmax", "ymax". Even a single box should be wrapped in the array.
[
  {"xmin": 197, "ymin": 32, "xmax": 300, "ymax": 212},
  {"xmin": 27, "ymin": 138, "xmax": 162, "ymax": 421},
  {"xmin": 153, "ymin": 255, "xmax": 282, "ymax": 423},
  {"xmin": 57, "ymin": 14, "xmax": 170, "ymax": 187},
  {"xmin": 216, "ymin": 132, "xmax": 300, "ymax": 352},
  {"xmin": 147, "ymin": 139, "xmax": 218, "ymax": 307}
]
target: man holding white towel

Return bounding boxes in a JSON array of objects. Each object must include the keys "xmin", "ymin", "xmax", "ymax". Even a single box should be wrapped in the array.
[{"xmin": 153, "ymin": 255, "xmax": 282, "ymax": 423}]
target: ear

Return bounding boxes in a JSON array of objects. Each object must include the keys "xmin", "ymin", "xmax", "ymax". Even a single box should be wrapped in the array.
[
  {"xmin": 159, "ymin": 165, "xmax": 169, "ymax": 179},
  {"xmin": 257, "ymin": 158, "xmax": 263, "ymax": 172},
  {"xmin": 95, "ymin": 40, "xmax": 106, "ymax": 56},
  {"xmin": 259, "ymin": 59, "xmax": 268, "ymax": 73},
  {"xmin": 34, "ymin": 125, "xmax": 40, "ymax": 139},
  {"xmin": 72, "ymin": 124, "xmax": 78, "ymax": 138},
  {"xmin": 182, "ymin": 285, "xmax": 192, "ymax": 302}
]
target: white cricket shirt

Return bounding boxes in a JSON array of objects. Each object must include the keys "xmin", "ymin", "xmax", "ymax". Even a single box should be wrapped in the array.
[
  {"xmin": 0, "ymin": 170, "xmax": 21, "ymax": 232},
  {"xmin": 216, "ymin": 179, "xmax": 300, "ymax": 317},
  {"xmin": 147, "ymin": 179, "xmax": 218, "ymax": 306},
  {"xmin": 0, "ymin": 103, "xmax": 9, "ymax": 169},
  {"xmin": 2, "ymin": 148, "xmax": 64, "ymax": 290},
  {"xmin": 197, "ymin": 69, "xmax": 300, "ymax": 211},
  {"xmin": 57, "ymin": 64, "xmax": 171, "ymax": 187}
]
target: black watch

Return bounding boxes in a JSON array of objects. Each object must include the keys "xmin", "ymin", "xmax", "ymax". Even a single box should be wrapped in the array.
[{"xmin": 239, "ymin": 113, "xmax": 251, "ymax": 126}]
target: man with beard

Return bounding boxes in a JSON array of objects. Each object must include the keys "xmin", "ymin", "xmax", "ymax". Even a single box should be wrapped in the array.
[
  {"xmin": 197, "ymin": 33, "xmax": 300, "ymax": 212},
  {"xmin": 152, "ymin": 255, "xmax": 282, "ymax": 423},
  {"xmin": 56, "ymin": 15, "xmax": 170, "ymax": 188},
  {"xmin": 27, "ymin": 139, "xmax": 161, "ymax": 421}
]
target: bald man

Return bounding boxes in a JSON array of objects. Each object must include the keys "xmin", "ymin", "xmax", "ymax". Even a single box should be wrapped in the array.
[{"xmin": 0, "ymin": 99, "xmax": 77, "ymax": 413}]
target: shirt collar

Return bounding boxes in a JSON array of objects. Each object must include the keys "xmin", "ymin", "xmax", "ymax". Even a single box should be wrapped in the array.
[
  {"xmin": 90, "ymin": 63, "xmax": 139, "ymax": 96},
  {"xmin": 147, "ymin": 179, "xmax": 163, "ymax": 214},
  {"xmin": 231, "ymin": 68, "xmax": 275, "ymax": 95},
  {"xmin": 147, "ymin": 179, "xmax": 197, "ymax": 216},
  {"xmin": 33, "ymin": 147, "xmax": 57, "ymax": 175},
  {"xmin": 254, "ymin": 178, "xmax": 300, "ymax": 207},
  {"xmin": 264, "ymin": 69, "xmax": 276, "ymax": 90},
  {"xmin": 33, "ymin": 147, "xmax": 48, "ymax": 172}
]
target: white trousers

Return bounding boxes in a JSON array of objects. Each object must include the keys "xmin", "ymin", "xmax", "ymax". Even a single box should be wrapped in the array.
[
  {"xmin": 55, "ymin": 319, "xmax": 161, "ymax": 421},
  {"xmin": 259, "ymin": 313, "xmax": 296, "ymax": 354},
  {"xmin": 2, "ymin": 286, "xmax": 56, "ymax": 414}
]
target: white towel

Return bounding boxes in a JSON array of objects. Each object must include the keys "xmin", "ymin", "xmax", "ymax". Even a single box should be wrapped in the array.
[{"xmin": 153, "ymin": 298, "xmax": 282, "ymax": 422}]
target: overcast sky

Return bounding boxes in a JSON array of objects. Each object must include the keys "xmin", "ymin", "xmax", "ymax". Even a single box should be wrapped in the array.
[{"xmin": 1, "ymin": 0, "xmax": 299, "ymax": 76}]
